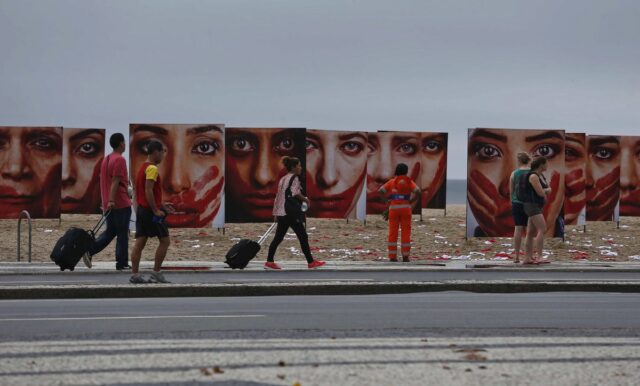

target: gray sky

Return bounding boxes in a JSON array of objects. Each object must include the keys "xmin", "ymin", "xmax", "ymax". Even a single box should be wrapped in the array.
[{"xmin": 1, "ymin": 0, "xmax": 638, "ymax": 179}]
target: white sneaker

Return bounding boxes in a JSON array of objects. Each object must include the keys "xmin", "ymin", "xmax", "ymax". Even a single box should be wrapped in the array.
[
  {"xmin": 149, "ymin": 271, "xmax": 170, "ymax": 283},
  {"xmin": 82, "ymin": 252, "xmax": 92, "ymax": 268},
  {"xmin": 129, "ymin": 275, "xmax": 148, "ymax": 284}
]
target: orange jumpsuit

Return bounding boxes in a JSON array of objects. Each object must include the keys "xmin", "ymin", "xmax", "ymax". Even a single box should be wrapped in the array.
[{"xmin": 380, "ymin": 176, "xmax": 418, "ymax": 260}]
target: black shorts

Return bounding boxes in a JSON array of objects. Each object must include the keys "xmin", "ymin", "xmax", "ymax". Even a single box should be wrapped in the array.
[
  {"xmin": 511, "ymin": 202, "xmax": 528, "ymax": 226},
  {"xmin": 135, "ymin": 206, "xmax": 169, "ymax": 239}
]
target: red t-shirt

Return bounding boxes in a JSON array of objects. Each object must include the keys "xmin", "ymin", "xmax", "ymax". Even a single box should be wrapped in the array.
[
  {"xmin": 100, "ymin": 153, "xmax": 132, "ymax": 210},
  {"xmin": 135, "ymin": 162, "xmax": 162, "ymax": 210}
]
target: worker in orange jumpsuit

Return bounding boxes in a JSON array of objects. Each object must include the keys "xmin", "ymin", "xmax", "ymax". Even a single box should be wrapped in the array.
[{"xmin": 378, "ymin": 163, "xmax": 420, "ymax": 262}]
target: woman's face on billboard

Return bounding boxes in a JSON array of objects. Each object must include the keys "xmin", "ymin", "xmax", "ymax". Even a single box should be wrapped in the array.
[
  {"xmin": 226, "ymin": 128, "xmax": 301, "ymax": 221},
  {"xmin": 0, "ymin": 127, "xmax": 62, "ymax": 218},
  {"xmin": 62, "ymin": 128, "xmax": 104, "ymax": 214},
  {"xmin": 564, "ymin": 133, "xmax": 587, "ymax": 225},
  {"xmin": 467, "ymin": 129, "xmax": 565, "ymax": 236},
  {"xmin": 420, "ymin": 133, "xmax": 447, "ymax": 207},
  {"xmin": 130, "ymin": 124, "xmax": 224, "ymax": 227},
  {"xmin": 305, "ymin": 130, "xmax": 367, "ymax": 218},
  {"xmin": 619, "ymin": 136, "xmax": 640, "ymax": 217},
  {"xmin": 366, "ymin": 132, "xmax": 421, "ymax": 214},
  {"xmin": 586, "ymin": 136, "xmax": 620, "ymax": 221}
]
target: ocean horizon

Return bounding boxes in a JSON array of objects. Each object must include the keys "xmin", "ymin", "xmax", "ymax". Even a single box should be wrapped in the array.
[{"xmin": 446, "ymin": 179, "xmax": 466, "ymax": 205}]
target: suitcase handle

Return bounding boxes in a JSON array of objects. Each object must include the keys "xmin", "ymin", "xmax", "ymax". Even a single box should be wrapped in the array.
[
  {"xmin": 257, "ymin": 222, "xmax": 277, "ymax": 246},
  {"xmin": 91, "ymin": 210, "xmax": 111, "ymax": 235}
]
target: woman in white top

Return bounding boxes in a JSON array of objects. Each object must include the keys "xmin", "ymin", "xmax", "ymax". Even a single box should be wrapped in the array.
[{"xmin": 265, "ymin": 157, "xmax": 326, "ymax": 270}]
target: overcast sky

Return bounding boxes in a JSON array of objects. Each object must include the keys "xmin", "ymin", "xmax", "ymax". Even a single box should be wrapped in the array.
[{"xmin": 1, "ymin": 0, "xmax": 638, "ymax": 178}]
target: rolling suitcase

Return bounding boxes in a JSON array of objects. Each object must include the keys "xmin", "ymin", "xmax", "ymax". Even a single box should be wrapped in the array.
[
  {"xmin": 50, "ymin": 212, "xmax": 109, "ymax": 271},
  {"xmin": 225, "ymin": 222, "xmax": 276, "ymax": 269}
]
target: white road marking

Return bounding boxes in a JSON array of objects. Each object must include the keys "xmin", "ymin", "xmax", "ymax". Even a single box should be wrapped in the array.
[{"xmin": 0, "ymin": 315, "xmax": 264, "ymax": 322}]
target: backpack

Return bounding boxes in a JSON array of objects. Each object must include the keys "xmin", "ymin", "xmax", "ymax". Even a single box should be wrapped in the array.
[{"xmin": 284, "ymin": 175, "xmax": 304, "ymax": 222}]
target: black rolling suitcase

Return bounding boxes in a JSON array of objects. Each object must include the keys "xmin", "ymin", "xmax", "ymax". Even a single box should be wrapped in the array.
[
  {"xmin": 225, "ymin": 222, "xmax": 276, "ymax": 269},
  {"xmin": 50, "ymin": 213, "xmax": 109, "ymax": 271}
]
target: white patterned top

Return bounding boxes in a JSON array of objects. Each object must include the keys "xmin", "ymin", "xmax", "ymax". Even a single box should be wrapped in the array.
[{"xmin": 273, "ymin": 173, "xmax": 302, "ymax": 216}]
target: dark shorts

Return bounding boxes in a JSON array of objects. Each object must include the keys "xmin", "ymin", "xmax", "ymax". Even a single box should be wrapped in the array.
[
  {"xmin": 511, "ymin": 202, "xmax": 528, "ymax": 226},
  {"xmin": 523, "ymin": 202, "xmax": 544, "ymax": 217},
  {"xmin": 135, "ymin": 206, "xmax": 169, "ymax": 239}
]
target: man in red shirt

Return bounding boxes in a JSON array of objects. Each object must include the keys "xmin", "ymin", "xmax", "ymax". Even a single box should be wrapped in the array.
[
  {"xmin": 83, "ymin": 133, "xmax": 132, "ymax": 270},
  {"xmin": 130, "ymin": 140, "xmax": 173, "ymax": 284}
]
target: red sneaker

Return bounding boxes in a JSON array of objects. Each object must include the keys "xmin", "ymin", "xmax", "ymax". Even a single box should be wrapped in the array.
[
  {"xmin": 307, "ymin": 260, "xmax": 326, "ymax": 269},
  {"xmin": 264, "ymin": 262, "xmax": 282, "ymax": 270}
]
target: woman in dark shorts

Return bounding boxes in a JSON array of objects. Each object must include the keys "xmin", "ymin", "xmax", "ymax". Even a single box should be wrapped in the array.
[
  {"xmin": 508, "ymin": 152, "xmax": 531, "ymax": 263},
  {"xmin": 523, "ymin": 157, "xmax": 552, "ymax": 264}
]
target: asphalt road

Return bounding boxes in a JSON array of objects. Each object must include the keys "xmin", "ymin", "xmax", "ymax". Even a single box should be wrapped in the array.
[
  {"xmin": 1, "ymin": 292, "xmax": 639, "ymax": 342},
  {"xmin": 2, "ymin": 292, "xmax": 640, "ymax": 385},
  {"xmin": 1, "ymin": 270, "xmax": 639, "ymax": 286}
]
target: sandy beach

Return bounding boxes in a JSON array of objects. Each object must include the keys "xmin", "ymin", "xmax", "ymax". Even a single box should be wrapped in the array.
[{"xmin": 9, "ymin": 204, "xmax": 640, "ymax": 265}]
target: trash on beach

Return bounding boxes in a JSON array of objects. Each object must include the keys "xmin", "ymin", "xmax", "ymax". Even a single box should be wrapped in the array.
[
  {"xmin": 469, "ymin": 251, "xmax": 486, "ymax": 256},
  {"xmin": 620, "ymin": 225, "xmax": 630, "ymax": 229},
  {"xmin": 184, "ymin": 239, "xmax": 200, "ymax": 243},
  {"xmin": 207, "ymin": 243, "xmax": 215, "ymax": 247},
  {"xmin": 429, "ymin": 218, "xmax": 437, "ymax": 221},
  {"xmin": 629, "ymin": 255, "xmax": 640, "ymax": 260},
  {"xmin": 600, "ymin": 250, "xmax": 618, "ymax": 257},
  {"xmin": 192, "ymin": 245, "xmax": 201, "ymax": 249},
  {"xmin": 44, "ymin": 229, "xmax": 53, "ymax": 233},
  {"xmin": 435, "ymin": 235, "xmax": 447, "ymax": 239}
]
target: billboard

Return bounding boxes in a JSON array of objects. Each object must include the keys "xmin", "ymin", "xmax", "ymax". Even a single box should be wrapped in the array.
[
  {"xmin": 366, "ymin": 131, "xmax": 422, "ymax": 215},
  {"xmin": 129, "ymin": 124, "xmax": 225, "ymax": 228},
  {"xmin": 0, "ymin": 126, "xmax": 62, "ymax": 219},
  {"xmin": 305, "ymin": 129, "xmax": 367, "ymax": 219},
  {"xmin": 585, "ymin": 135, "xmax": 620, "ymax": 222},
  {"xmin": 466, "ymin": 128, "xmax": 565, "ymax": 238},
  {"xmin": 619, "ymin": 136, "xmax": 640, "ymax": 217},
  {"xmin": 225, "ymin": 127, "xmax": 306, "ymax": 223},
  {"xmin": 62, "ymin": 128, "xmax": 105, "ymax": 214},
  {"xmin": 420, "ymin": 132, "xmax": 448, "ymax": 209},
  {"xmin": 564, "ymin": 133, "xmax": 586, "ymax": 226}
]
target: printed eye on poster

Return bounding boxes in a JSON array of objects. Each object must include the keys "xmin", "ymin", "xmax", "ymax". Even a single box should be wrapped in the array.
[
  {"xmin": 0, "ymin": 126, "xmax": 63, "ymax": 219},
  {"xmin": 466, "ymin": 128, "xmax": 566, "ymax": 238},
  {"xmin": 129, "ymin": 124, "xmax": 225, "ymax": 228},
  {"xmin": 225, "ymin": 127, "xmax": 306, "ymax": 223},
  {"xmin": 62, "ymin": 128, "xmax": 105, "ymax": 215}
]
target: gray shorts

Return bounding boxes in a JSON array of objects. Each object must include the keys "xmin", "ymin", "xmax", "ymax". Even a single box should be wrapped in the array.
[{"xmin": 523, "ymin": 203, "xmax": 543, "ymax": 217}]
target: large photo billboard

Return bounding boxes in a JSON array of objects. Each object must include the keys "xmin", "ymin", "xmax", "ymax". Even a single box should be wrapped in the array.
[
  {"xmin": 619, "ymin": 136, "xmax": 640, "ymax": 217},
  {"xmin": 225, "ymin": 127, "xmax": 306, "ymax": 223},
  {"xmin": 585, "ymin": 135, "xmax": 620, "ymax": 222},
  {"xmin": 129, "ymin": 124, "xmax": 225, "ymax": 228},
  {"xmin": 62, "ymin": 128, "xmax": 105, "ymax": 214},
  {"xmin": 466, "ymin": 128, "xmax": 565, "ymax": 238},
  {"xmin": 305, "ymin": 129, "xmax": 367, "ymax": 219},
  {"xmin": 0, "ymin": 126, "xmax": 62, "ymax": 219},
  {"xmin": 420, "ymin": 132, "xmax": 448, "ymax": 209},
  {"xmin": 366, "ymin": 131, "xmax": 422, "ymax": 215},
  {"xmin": 564, "ymin": 133, "xmax": 586, "ymax": 226}
]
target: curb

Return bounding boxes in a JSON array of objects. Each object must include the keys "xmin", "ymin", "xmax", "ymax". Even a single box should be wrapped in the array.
[{"xmin": 1, "ymin": 281, "xmax": 640, "ymax": 299}]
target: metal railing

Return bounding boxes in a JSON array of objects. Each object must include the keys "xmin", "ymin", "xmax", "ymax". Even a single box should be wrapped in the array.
[{"xmin": 17, "ymin": 210, "xmax": 32, "ymax": 262}]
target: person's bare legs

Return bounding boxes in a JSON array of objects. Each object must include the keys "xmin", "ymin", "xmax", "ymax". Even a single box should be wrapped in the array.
[
  {"xmin": 131, "ymin": 236, "xmax": 148, "ymax": 275},
  {"xmin": 153, "ymin": 236, "xmax": 171, "ymax": 272},
  {"xmin": 530, "ymin": 214, "xmax": 547, "ymax": 262},
  {"xmin": 513, "ymin": 225, "xmax": 524, "ymax": 263},
  {"xmin": 524, "ymin": 218, "xmax": 536, "ymax": 263}
]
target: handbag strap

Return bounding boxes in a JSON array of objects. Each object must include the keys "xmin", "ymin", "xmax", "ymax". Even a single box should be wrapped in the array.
[{"xmin": 285, "ymin": 174, "xmax": 297, "ymax": 198}]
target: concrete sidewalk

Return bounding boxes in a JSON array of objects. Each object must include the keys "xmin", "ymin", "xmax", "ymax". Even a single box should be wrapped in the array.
[{"xmin": 0, "ymin": 260, "xmax": 638, "ymax": 299}]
